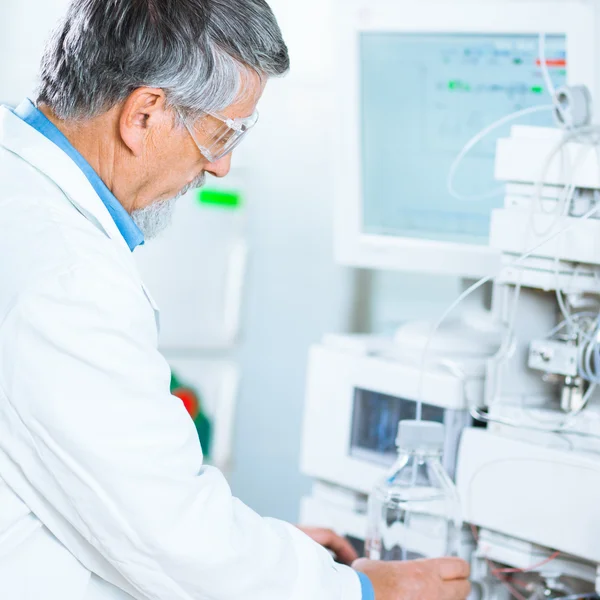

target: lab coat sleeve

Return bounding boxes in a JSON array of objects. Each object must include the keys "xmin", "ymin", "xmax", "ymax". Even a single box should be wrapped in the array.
[{"xmin": 0, "ymin": 257, "xmax": 362, "ymax": 600}]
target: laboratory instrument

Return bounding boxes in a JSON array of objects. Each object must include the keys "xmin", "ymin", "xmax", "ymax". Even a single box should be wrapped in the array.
[{"xmin": 300, "ymin": 1, "xmax": 600, "ymax": 598}]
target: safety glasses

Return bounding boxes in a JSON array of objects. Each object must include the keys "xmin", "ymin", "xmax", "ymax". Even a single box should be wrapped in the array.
[{"xmin": 179, "ymin": 109, "xmax": 259, "ymax": 163}]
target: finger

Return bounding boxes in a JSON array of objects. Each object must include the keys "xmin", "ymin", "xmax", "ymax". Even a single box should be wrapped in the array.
[
  {"xmin": 297, "ymin": 528, "xmax": 359, "ymax": 565},
  {"xmin": 442, "ymin": 579, "xmax": 472, "ymax": 600},
  {"xmin": 436, "ymin": 558, "xmax": 471, "ymax": 581},
  {"xmin": 322, "ymin": 532, "xmax": 359, "ymax": 565},
  {"xmin": 352, "ymin": 557, "xmax": 369, "ymax": 570}
]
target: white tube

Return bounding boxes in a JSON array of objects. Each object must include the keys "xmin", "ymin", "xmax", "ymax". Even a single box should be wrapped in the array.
[
  {"xmin": 447, "ymin": 105, "xmax": 553, "ymax": 202},
  {"xmin": 417, "ymin": 200, "xmax": 600, "ymax": 405}
]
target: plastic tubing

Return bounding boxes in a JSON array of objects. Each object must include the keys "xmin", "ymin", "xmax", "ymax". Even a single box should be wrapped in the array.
[{"xmin": 447, "ymin": 105, "xmax": 553, "ymax": 202}]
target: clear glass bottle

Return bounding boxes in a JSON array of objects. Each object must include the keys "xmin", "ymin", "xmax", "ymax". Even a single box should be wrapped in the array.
[{"xmin": 365, "ymin": 420, "xmax": 462, "ymax": 561}]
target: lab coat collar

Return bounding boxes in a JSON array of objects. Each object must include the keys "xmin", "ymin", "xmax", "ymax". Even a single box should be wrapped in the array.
[{"xmin": 0, "ymin": 106, "xmax": 131, "ymax": 254}]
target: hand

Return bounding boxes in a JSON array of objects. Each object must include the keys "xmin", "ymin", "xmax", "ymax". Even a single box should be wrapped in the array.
[
  {"xmin": 353, "ymin": 557, "xmax": 471, "ymax": 600},
  {"xmin": 297, "ymin": 526, "xmax": 359, "ymax": 565}
]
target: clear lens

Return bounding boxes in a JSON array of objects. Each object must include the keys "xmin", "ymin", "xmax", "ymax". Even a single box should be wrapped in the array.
[
  {"xmin": 198, "ymin": 111, "xmax": 259, "ymax": 162},
  {"xmin": 179, "ymin": 109, "xmax": 259, "ymax": 163},
  {"xmin": 208, "ymin": 123, "xmax": 238, "ymax": 158}
]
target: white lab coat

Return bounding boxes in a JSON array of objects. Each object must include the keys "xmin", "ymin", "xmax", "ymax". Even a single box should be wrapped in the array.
[{"xmin": 0, "ymin": 106, "xmax": 361, "ymax": 600}]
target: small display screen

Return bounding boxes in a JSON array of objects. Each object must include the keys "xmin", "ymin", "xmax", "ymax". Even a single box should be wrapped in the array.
[{"xmin": 350, "ymin": 388, "xmax": 444, "ymax": 465}]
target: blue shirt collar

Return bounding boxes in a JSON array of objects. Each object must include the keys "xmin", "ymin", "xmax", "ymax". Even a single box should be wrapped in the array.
[{"xmin": 13, "ymin": 99, "xmax": 144, "ymax": 251}]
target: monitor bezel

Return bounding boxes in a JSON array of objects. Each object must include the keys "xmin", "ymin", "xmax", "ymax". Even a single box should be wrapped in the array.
[{"xmin": 334, "ymin": 1, "xmax": 598, "ymax": 277}]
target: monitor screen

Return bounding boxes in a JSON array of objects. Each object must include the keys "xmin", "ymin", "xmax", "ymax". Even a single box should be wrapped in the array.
[{"xmin": 360, "ymin": 32, "xmax": 567, "ymax": 246}]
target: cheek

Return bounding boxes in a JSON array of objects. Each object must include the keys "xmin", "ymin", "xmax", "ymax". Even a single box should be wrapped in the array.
[
  {"xmin": 159, "ymin": 147, "xmax": 195, "ymax": 179},
  {"xmin": 155, "ymin": 134, "xmax": 196, "ymax": 170},
  {"xmin": 159, "ymin": 153, "xmax": 207, "ymax": 194},
  {"xmin": 174, "ymin": 138, "xmax": 207, "ymax": 169}
]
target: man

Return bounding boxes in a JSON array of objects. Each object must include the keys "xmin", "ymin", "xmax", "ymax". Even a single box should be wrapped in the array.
[{"xmin": 0, "ymin": 1, "xmax": 471, "ymax": 599}]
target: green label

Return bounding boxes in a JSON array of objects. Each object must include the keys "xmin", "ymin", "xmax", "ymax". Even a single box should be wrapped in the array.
[{"xmin": 197, "ymin": 189, "xmax": 242, "ymax": 209}]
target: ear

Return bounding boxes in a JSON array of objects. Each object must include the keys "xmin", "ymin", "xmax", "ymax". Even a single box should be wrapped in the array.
[{"xmin": 118, "ymin": 88, "xmax": 171, "ymax": 157}]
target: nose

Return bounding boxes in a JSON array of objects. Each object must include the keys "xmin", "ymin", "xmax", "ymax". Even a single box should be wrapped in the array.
[{"xmin": 205, "ymin": 154, "xmax": 232, "ymax": 178}]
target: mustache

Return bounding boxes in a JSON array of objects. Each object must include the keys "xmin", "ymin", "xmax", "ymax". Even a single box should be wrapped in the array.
[{"xmin": 176, "ymin": 171, "xmax": 207, "ymax": 199}]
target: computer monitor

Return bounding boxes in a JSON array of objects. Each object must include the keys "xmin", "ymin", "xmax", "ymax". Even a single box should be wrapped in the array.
[{"xmin": 334, "ymin": 2, "xmax": 597, "ymax": 277}]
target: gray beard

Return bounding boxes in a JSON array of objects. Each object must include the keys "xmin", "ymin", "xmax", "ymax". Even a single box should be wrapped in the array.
[
  {"xmin": 175, "ymin": 171, "xmax": 207, "ymax": 200},
  {"xmin": 131, "ymin": 172, "xmax": 206, "ymax": 240}
]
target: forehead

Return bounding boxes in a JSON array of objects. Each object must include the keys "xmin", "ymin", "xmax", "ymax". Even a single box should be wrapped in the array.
[{"xmin": 221, "ymin": 69, "xmax": 266, "ymax": 120}]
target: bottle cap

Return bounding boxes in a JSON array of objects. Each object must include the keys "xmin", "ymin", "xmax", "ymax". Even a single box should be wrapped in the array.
[{"xmin": 396, "ymin": 420, "xmax": 445, "ymax": 452}]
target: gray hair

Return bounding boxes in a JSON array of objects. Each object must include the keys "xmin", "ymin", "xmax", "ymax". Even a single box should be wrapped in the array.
[{"xmin": 37, "ymin": 0, "xmax": 289, "ymax": 121}]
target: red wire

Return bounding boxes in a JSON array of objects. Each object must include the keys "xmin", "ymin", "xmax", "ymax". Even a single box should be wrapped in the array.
[
  {"xmin": 485, "ymin": 558, "xmax": 530, "ymax": 600},
  {"xmin": 492, "ymin": 552, "xmax": 561, "ymax": 574},
  {"xmin": 469, "ymin": 525, "xmax": 561, "ymax": 600}
]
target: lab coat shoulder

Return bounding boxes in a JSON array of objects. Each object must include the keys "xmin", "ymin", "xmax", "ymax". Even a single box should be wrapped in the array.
[{"xmin": 0, "ymin": 143, "xmax": 132, "ymax": 314}]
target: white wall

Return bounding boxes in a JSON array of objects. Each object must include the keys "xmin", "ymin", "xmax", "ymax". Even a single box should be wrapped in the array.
[
  {"xmin": 0, "ymin": 0, "xmax": 69, "ymax": 105},
  {"xmin": 226, "ymin": 0, "xmax": 355, "ymax": 521}
]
